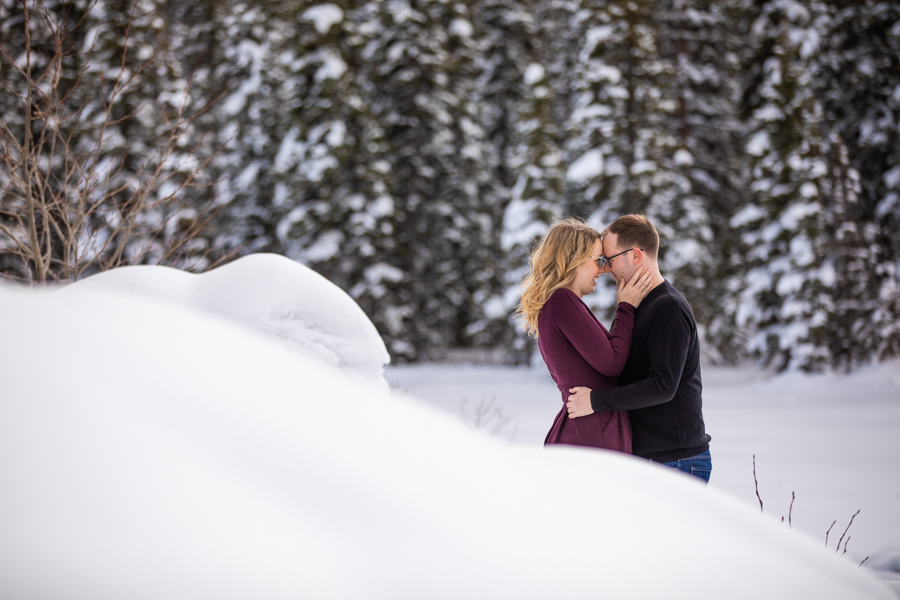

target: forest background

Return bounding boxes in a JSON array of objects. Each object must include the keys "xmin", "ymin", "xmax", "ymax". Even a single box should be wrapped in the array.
[{"xmin": 2, "ymin": 0, "xmax": 899, "ymax": 371}]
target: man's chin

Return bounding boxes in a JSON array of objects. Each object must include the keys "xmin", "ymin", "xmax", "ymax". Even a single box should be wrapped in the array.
[{"xmin": 616, "ymin": 271, "xmax": 636, "ymax": 285}]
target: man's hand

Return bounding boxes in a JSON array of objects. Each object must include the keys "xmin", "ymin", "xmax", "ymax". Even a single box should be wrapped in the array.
[{"xmin": 566, "ymin": 387, "xmax": 594, "ymax": 419}]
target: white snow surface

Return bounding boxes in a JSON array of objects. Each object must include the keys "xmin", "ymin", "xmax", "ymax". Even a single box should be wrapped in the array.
[
  {"xmin": 746, "ymin": 130, "xmax": 771, "ymax": 156},
  {"xmin": 449, "ymin": 18, "xmax": 473, "ymax": 39},
  {"xmin": 524, "ymin": 63, "xmax": 546, "ymax": 86},
  {"xmin": 567, "ymin": 147, "xmax": 605, "ymax": 182},
  {"xmin": 0, "ymin": 261, "xmax": 895, "ymax": 599},
  {"xmin": 673, "ymin": 148, "xmax": 695, "ymax": 166},
  {"xmin": 58, "ymin": 253, "xmax": 389, "ymax": 388},
  {"xmin": 302, "ymin": 4, "xmax": 344, "ymax": 35},
  {"xmin": 387, "ymin": 363, "xmax": 900, "ymax": 598}
]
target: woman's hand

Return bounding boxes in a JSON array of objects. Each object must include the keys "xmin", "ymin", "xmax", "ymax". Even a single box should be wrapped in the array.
[
  {"xmin": 616, "ymin": 268, "xmax": 654, "ymax": 308},
  {"xmin": 566, "ymin": 387, "xmax": 594, "ymax": 419}
]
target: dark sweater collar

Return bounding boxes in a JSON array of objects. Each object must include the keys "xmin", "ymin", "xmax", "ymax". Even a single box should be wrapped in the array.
[{"xmin": 642, "ymin": 279, "xmax": 670, "ymax": 303}]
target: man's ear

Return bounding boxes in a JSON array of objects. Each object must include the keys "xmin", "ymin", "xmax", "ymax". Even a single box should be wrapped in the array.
[{"xmin": 632, "ymin": 248, "xmax": 642, "ymax": 264}]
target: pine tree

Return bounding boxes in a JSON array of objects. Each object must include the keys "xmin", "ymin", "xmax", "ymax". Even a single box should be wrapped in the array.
[
  {"xmin": 501, "ymin": 61, "xmax": 565, "ymax": 347},
  {"xmin": 351, "ymin": 0, "xmax": 503, "ymax": 360},
  {"xmin": 100, "ymin": 0, "xmax": 218, "ymax": 271},
  {"xmin": 825, "ymin": 134, "xmax": 880, "ymax": 370},
  {"xmin": 205, "ymin": 0, "xmax": 290, "ymax": 258},
  {"xmin": 476, "ymin": 0, "xmax": 564, "ymax": 362},
  {"xmin": 813, "ymin": 0, "xmax": 900, "ymax": 363},
  {"xmin": 655, "ymin": 0, "xmax": 752, "ymax": 363},
  {"xmin": 733, "ymin": 0, "xmax": 834, "ymax": 371},
  {"xmin": 5, "ymin": 0, "xmax": 896, "ymax": 370},
  {"xmin": 562, "ymin": 0, "xmax": 702, "ymax": 323}
]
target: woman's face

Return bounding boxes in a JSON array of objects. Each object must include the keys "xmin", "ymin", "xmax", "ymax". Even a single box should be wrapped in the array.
[{"xmin": 569, "ymin": 238, "xmax": 604, "ymax": 298}]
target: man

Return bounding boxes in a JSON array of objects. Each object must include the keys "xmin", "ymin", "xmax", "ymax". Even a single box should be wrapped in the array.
[{"xmin": 565, "ymin": 214, "xmax": 712, "ymax": 482}]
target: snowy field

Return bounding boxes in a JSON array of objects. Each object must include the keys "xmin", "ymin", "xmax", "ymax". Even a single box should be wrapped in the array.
[
  {"xmin": 1, "ymin": 253, "xmax": 897, "ymax": 598},
  {"xmin": 386, "ymin": 361, "xmax": 900, "ymax": 595}
]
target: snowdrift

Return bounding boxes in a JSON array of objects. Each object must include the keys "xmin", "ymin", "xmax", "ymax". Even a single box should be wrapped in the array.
[
  {"xmin": 58, "ymin": 253, "xmax": 390, "ymax": 388},
  {"xmin": 0, "ymin": 255, "xmax": 892, "ymax": 599}
]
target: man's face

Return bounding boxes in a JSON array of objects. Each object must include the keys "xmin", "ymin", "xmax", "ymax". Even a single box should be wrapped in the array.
[{"xmin": 602, "ymin": 233, "xmax": 638, "ymax": 284}]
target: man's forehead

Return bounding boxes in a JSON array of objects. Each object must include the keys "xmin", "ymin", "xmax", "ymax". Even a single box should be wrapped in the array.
[{"xmin": 602, "ymin": 234, "xmax": 619, "ymax": 251}]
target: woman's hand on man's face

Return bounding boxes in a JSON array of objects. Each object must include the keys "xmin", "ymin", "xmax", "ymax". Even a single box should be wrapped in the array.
[{"xmin": 616, "ymin": 267, "xmax": 654, "ymax": 308}]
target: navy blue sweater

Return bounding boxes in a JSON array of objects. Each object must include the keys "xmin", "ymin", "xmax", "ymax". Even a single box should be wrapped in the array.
[{"xmin": 590, "ymin": 280, "xmax": 711, "ymax": 462}]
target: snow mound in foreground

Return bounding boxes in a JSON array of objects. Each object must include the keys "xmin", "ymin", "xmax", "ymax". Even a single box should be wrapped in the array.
[
  {"xmin": 0, "ymin": 286, "xmax": 894, "ymax": 600},
  {"xmin": 61, "ymin": 253, "xmax": 390, "ymax": 388}
]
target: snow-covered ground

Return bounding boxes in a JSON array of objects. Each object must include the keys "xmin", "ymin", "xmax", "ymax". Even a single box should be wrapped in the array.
[
  {"xmin": 386, "ymin": 361, "xmax": 900, "ymax": 596},
  {"xmin": 1, "ymin": 253, "xmax": 896, "ymax": 598}
]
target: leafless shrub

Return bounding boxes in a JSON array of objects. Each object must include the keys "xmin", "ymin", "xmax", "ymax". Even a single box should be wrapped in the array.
[
  {"xmin": 752, "ymin": 455, "xmax": 868, "ymax": 567},
  {"xmin": 825, "ymin": 519, "xmax": 837, "ymax": 546},
  {"xmin": 460, "ymin": 396, "xmax": 518, "ymax": 442},
  {"xmin": 752, "ymin": 454, "xmax": 763, "ymax": 514},
  {"xmin": 787, "ymin": 491, "xmax": 794, "ymax": 528},
  {"xmin": 835, "ymin": 509, "xmax": 859, "ymax": 555},
  {"xmin": 0, "ymin": 0, "xmax": 230, "ymax": 284}
]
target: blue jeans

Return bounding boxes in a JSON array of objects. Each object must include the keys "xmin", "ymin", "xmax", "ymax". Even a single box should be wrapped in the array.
[{"xmin": 661, "ymin": 450, "xmax": 712, "ymax": 483}]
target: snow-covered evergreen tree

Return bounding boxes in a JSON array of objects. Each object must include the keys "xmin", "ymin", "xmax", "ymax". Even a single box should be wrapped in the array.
[
  {"xmin": 813, "ymin": 0, "xmax": 900, "ymax": 363},
  {"xmin": 824, "ymin": 135, "xmax": 880, "ymax": 371},
  {"xmin": 99, "ymin": 0, "xmax": 217, "ymax": 271},
  {"xmin": 4, "ymin": 0, "xmax": 897, "ymax": 370},
  {"xmin": 562, "ymin": 0, "xmax": 704, "ymax": 325},
  {"xmin": 266, "ymin": 0, "xmax": 397, "ymax": 295},
  {"xmin": 733, "ymin": 0, "xmax": 834, "ymax": 371},
  {"xmin": 196, "ymin": 1, "xmax": 413, "ymax": 357},
  {"xmin": 655, "ymin": 0, "xmax": 752, "ymax": 363},
  {"xmin": 484, "ymin": 2, "xmax": 566, "ymax": 362},
  {"xmin": 501, "ymin": 59, "xmax": 564, "ymax": 295},
  {"xmin": 350, "ymin": 0, "xmax": 503, "ymax": 360},
  {"xmin": 206, "ymin": 0, "xmax": 292, "ymax": 257}
]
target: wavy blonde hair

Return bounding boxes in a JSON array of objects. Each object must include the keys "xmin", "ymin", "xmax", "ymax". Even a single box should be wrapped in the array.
[{"xmin": 517, "ymin": 219, "xmax": 601, "ymax": 337}]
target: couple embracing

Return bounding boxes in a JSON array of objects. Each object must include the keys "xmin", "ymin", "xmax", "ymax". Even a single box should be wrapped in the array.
[{"xmin": 518, "ymin": 214, "xmax": 712, "ymax": 482}]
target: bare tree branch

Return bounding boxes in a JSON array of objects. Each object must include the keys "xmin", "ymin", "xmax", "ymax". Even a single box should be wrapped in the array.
[
  {"xmin": 1, "ymin": 0, "xmax": 223, "ymax": 284},
  {"xmin": 835, "ymin": 510, "xmax": 859, "ymax": 555},
  {"xmin": 788, "ymin": 491, "xmax": 794, "ymax": 528},
  {"xmin": 752, "ymin": 454, "xmax": 763, "ymax": 514},
  {"xmin": 825, "ymin": 520, "xmax": 836, "ymax": 547}
]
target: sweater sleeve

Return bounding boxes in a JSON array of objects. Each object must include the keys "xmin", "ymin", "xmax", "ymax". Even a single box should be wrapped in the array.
[
  {"xmin": 548, "ymin": 291, "xmax": 636, "ymax": 377},
  {"xmin": 589, "ymin": 300, "xmax": 691, "ymax": 411}
]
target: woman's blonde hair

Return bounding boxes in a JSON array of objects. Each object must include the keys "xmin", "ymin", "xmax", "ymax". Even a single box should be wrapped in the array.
[{"xmin": 517, "ymin": 218, "xmax": 601, "ymax": 337}]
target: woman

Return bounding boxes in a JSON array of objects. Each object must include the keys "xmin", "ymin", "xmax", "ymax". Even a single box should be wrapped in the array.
[{"xmin": 518, "ymin": 219, "xmax": 652, "ymax": 453}]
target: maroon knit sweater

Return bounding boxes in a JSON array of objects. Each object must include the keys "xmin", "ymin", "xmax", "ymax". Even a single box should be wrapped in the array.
[{"xmin": 538, "ymin": 288, "xmax": 635, "ymax": 453}]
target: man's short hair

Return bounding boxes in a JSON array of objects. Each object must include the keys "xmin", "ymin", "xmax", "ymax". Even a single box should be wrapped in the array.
[{"xmin": 602, "ymin": 214, "xmax": 660, "ymax": 259}]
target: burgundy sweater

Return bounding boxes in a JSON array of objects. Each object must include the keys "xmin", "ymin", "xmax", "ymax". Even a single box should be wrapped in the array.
[{"xmin": 538, "ymin": 288, "xmax": 635, "ymax": 453}]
